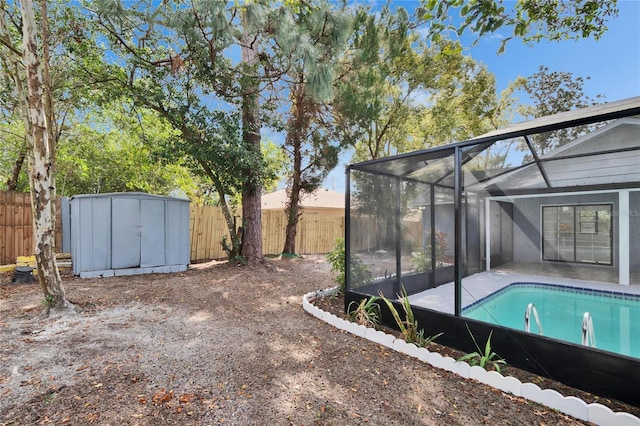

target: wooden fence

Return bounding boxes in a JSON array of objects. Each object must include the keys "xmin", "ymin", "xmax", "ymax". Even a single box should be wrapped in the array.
[
  {"xmin": 190, "ymin": 205, "xmax": 423, "ymax": 262},
  {"xmin": 350, "ymin": 216, "xmax": 424, "ymax": 252},
  {"xmin": 0, "ymin": 191, "xmax": 63, "ymax": 265},
  {"xmin": 1, "ymin": 191, "xmax": 422, "ymax": 265},
  {"xmin": 190, "ymin": 207, "xmax": 346, "ymax": 261}
]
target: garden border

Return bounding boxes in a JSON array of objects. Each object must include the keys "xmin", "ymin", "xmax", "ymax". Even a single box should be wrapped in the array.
[{"xmin": 303, "ymin": 287, "xmax": 640, "ymax": 426}]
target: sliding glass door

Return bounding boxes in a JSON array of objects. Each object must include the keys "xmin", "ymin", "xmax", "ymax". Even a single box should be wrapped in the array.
[{"xmin": 542, "ymin": 204, "xmax": 612, "ymax": 265}]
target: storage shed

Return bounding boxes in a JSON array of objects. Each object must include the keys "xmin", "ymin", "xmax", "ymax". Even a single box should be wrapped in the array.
[{"xmin": 70, "ymin": 192, "xmax": 190, "ymax": 278}]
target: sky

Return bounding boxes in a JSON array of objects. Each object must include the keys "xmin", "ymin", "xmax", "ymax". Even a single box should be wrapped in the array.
[{"xmin": 321, "ymin": 0, "xmax": 640, "ymax": 192}]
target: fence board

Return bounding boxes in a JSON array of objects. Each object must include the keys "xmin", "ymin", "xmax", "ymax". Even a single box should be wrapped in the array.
[
  {"xmin": 0, "ymin": 190, "xmax": 63, "ymax": 265},
  {"xmin": 189, "ymin": 205, "xmax": 233, "ymax": 262},
  {"xmin": 189, "ymin": 207, "xmax": 345, "ymax": 261}
]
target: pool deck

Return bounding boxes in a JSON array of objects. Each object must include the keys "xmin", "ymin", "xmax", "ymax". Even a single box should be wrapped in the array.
[{"xmin": 408, "ymin": 264, "xmax": 640, "ymax": 315}]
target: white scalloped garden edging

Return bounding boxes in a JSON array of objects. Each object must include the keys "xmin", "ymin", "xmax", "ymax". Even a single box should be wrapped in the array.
[{"xmin": 303, "ymin": 288, "xmax": 640, "ymax": 426}]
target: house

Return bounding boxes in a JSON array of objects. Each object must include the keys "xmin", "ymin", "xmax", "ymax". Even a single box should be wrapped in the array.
[
  {"xmin": 480, "ymin": 116, "xmax": 640, "ymax": 284},
  {"xmin": 405, "ymin": 112, "xmax": 640, "ymax": 284},
  {"xmin": 261, "ymin": 188, "xmax": 345, "ymax": 217},
  {"xmin": 261, "ymin": 188, "xmax": 345, "ymax": 254}
]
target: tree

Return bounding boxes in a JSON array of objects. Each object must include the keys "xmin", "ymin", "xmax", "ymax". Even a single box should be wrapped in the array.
[
  {"xmin": 333, "ymin": 5, "xmax": 508, "ymax": 247},
  {"xmin": 520, "ymin": 66, "xmax": 603, "ymax": 120},
  {"xmin": 0, "ymin": 0, "xmax": 70, "ymax": 311},
  {"xmin": 422, "ymin": 0, "xmax": 619, "ymax": 53},
  {"xmin": 89, "ymin": 0, "xmax": 347, "ymax": 264},
  {"xmin": 54, "ymin": 105, "xmax": 201, "ymax": 198},
  {"xmin": 84, "ymin": 1, "xmax": 262, "ymax": 260},
  {"xmin": 278, "ymin": 3, "xmax": 351, "ymax": 256},
  {"xmin": 516, "ymin": 65, "xmax": 604, "ymax": 159},
  {"xmin": 1, "ymin": 1, "xmax": 101, "ymax": 192},
  {"xmin": 239, "ymin": 8, "xmax": 264, "ymax": 264}
]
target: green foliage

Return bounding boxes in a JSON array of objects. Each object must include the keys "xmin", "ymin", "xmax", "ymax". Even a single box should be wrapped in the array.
[
  {"xmin": 326, "ymin": 238, "xmax": 347, "ymax": 294},
  {"xmin": 379, "ymin": 286, "xmax": 442, "ymax": 348},
  {"xmin": 457, "ymin": 325, "xmax": 507, "ymax": 373},
  {"xmin": 337, "ymin": 7, "xmax": 508, "ymax": 242},
  {"xmin": 411, "ymin": 231, "xmax": 448, "ymax": 272},
  {"xmin": 55, "ymin": 105, "xmax": 200, "ymax": 197},
  {"xmin": 514, "ymin": 65, "xmax": 605, "ymax": 161},
  {"xmin": 336, "ymin": 6, "xmax": 504, "ymax": 165},
  {"xmin": 411, "ymin": 246, "xmax": 432, "ymax": 273},
  {"xmin": 326, "ymin": 238, "xmax": 372, "ymax": 295},
  {"xmin": 41, "ymin": 294, "xmax": 55, "ymax": 308},
  {"xmin": 347, "ymin": 296, "xmax": 380, "ymax": 328},
  {"xmin": 421, "ymin": 0, "xmax": 619, "ymax": 53}
]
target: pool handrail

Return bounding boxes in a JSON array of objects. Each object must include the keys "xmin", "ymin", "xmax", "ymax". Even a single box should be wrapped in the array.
[
  {"xmin": 582, "ymin": 312, "xmax": 596, "ymax": 348},
  {"xmin": 525, "ymin": 303, "xmax": 543, "ymax": 335}
]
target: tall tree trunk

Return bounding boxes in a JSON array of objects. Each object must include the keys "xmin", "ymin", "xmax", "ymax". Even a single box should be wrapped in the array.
[
  {"xmin": 20, "ymin": 0, "xmax": 68, "ymax": 312},
  {"xmin": 240, "ymin": 20, "xmax": 263, "ymax": 264},
  {"xmin": 283, "ymin": 177, "xmax": 301, "ymax": 255},
  {"xmin": 283, "ymin": 91, "xmax": 304, "ymax": 255},
  {"xmin": 40, "ymin": 0, "xmax": 56, "ymax": 212}
]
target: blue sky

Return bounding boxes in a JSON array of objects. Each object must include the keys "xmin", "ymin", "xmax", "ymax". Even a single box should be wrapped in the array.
[
  {"xmin": 462, "ymin": 0, "xmax": 640, "ymax": 101},
  {"xmin": 321, "ymin": 0, "xmax": 640, "ymax": 192}
]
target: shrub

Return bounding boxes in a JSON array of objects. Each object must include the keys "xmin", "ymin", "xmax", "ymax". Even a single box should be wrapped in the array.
[
  {"xmin": 327, "ymin": 238, "xmax": 372, "ymax": 294},
  {"xmin": 411, "ymin": 231, "xmax": 448, "ymax": 272}
]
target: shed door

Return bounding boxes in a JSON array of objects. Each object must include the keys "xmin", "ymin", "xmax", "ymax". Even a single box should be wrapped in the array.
[
  {"xmin": 112, "ymin": 198, "xmax": 142, "ymax": 269},
  {"xmin": 140, "ymin": 199, "xmax": 166, "ymax": 267}
]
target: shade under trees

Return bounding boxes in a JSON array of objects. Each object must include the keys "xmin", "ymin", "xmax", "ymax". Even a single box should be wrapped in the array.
[{"xmin": 0, "ymin": 0, "xmax": 622, "ymax": 293}]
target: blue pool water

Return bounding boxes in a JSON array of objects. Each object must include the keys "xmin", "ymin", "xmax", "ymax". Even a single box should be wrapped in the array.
[{"xmin": 463, "ymin": 283, "xmax": 640, "ymax": 359}]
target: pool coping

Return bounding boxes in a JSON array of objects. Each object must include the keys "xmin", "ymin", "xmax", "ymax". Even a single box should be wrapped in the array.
[{"xmin": 303, "ymin": 286, "xmax": 640, "ymax": 426}]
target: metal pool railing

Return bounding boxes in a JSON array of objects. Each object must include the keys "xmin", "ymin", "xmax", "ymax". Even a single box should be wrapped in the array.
[
  {"xmin": 582, "ymin": 312, "xmax": 596, "ymax": 348},
  {"xmin": 525, "ymin": 303, "xmax": 544, "ymax": 335}
]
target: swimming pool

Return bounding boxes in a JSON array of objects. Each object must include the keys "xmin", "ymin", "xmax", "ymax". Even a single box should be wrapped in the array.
[{"xmin": 462, "ymin": 283, "xmax": 640, "ymax": 359}]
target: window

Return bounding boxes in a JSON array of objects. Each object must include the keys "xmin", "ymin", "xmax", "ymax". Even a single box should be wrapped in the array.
[{"xmin": 542, "ymin": 204, "xmax": 612, "ymax": 265}]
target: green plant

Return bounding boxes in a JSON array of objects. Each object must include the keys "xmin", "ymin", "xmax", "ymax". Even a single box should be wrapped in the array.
[
  {"xmin": 411, "ymin": 231, "xmax": 448, "ymax": 272},
  {"xmin": 41, "ymin": 293, "xmax": 56, "ymax": 314},
  {"xmin": 410, "ymin": 245, "xmax": 432, "ymax": 272},
  {"xmin": 457, "ymin": 325, "xmax": 507, "ymax": 373},
  {"xmin": 347, "ymin": 296, "xmax": 381, "ymax": 328},
  {"xmin": 41, "ymin": 294, "xmax": 55, "ymax": 307},
  {"xmin": 379, "ymin": 286, "xmax": 442, "ymax": 348},
  {"xmin": 327, "ymin": 238, "xmax": 372, "ymax": 294}
]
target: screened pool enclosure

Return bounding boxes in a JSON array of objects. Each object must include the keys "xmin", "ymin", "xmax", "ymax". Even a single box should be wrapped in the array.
[{"xmin": 344, "ymin": 97, "xmax": 640, "ymax": 405}]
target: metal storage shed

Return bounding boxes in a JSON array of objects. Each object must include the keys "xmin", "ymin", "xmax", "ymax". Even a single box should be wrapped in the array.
[{"xmin": 70, "ymin": 192, "xmax": 190, "ymax": 278}]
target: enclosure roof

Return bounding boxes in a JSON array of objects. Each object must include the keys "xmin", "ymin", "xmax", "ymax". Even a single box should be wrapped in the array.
[
  {"xmin": 349, "ymin": 97, "xmax": 640, "ymax": 194},
  {"xmin": 469, "ymin": 96, "xmax": 640, "ymax": 143}
]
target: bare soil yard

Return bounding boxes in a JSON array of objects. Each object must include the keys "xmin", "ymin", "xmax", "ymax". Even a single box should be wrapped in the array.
[{"xmin": 0, "ymin": 256, "xmax": 636, "ymax": 425}]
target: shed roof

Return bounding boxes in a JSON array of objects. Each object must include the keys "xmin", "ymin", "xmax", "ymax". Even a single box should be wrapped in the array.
[
  {"xmin": 262, "ymin": 189, "xmax": 345, "ymax": 210},
  {"xmin": 70, "ymin": 192, "xmax": 189, "ymax": 202}
]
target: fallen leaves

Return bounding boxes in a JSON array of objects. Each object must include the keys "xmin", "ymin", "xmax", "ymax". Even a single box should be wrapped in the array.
[
  {"xmin": 152, "ymin": 388, "xmax": 174, "ymax": 404},
  {"xmin": 179, "ymin": 393, "xmax": 195, "ymax": 403},
  {"xmin": 137, "ymin": 387, "xmax": 199, "ymax": 416}
]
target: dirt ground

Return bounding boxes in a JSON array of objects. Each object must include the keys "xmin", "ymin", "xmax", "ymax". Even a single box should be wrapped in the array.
[{"xmin": 0, "ymin": 256, "xmax": 635, "ymax": 425}]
